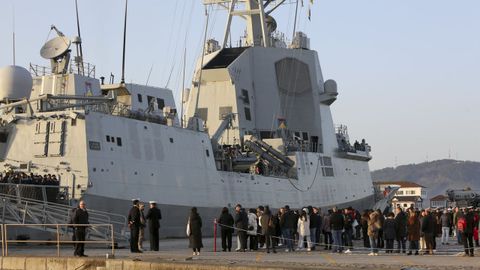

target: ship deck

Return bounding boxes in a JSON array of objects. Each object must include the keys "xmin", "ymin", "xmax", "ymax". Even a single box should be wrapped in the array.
[{"xmin": 3, "ymin": 238, "xmax": 478, "ymax": 270}]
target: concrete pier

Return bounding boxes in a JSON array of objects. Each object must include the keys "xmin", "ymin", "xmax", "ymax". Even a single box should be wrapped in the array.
[{"xmin": 1, "ymin": 238, "xmax": 478, "ymax": 270}]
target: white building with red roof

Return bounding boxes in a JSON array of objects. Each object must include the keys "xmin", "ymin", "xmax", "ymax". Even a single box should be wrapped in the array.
[{"xmin": 373, "ymin": 181, "xmax": 427, "ymax": 210}]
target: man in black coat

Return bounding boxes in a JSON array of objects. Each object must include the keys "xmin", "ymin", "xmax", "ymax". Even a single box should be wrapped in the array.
[
  {"xmin": 330, "ymin": 208, "xmax": 345, "ymax": 253},
  {"xmin": 72, "ymin": 200, "xmax": 89, "ymax": 257},
  {"xmin": 128, "ymin": 199, "xmax": 142, "ymax": 253},
  {"xmin": 394, "ymin": 206, "xmax": 407, "ymax": 253},
  {"xmin": 421, "ymin": 209, "xmax": 435, "ymax": 255},
  {"xmin": 218, "ymin": 207, "xmax": 234, "ymax": 251},
  {"xmin": 145, "ymin": 201, "xmax": 162, "ymax": 251},
  {"xmin": 234, "ymin": 204, "xmax": 248, "ymax": 251},
  {"xmin": 280, "ymin": 205, "xmax": 297, "ymax": 252},
  {"xmin": 463, "ymin": 208, "xmax": 475, "ymax": 257}
]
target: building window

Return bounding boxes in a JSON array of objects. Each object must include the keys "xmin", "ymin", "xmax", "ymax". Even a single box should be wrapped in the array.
[
  {"xmin": 137, "ymin": 94, "xmax": 143, "ymax": 103},
  {"xmin": 106, "ymin": 135, "xmax": 110, "ymax": 142},
  {"xmin": 244, "ymin": 107, "xmax": 251, "ymax": 121},
  {"xmin": 397, "ymin": 190, "xmax": 404, "ymax": 195},
  {"xmin": 117, "ymin": 137, "xmax": 122, "ymax": 146},
  {"xmin": 111, "ymin": 136, "xmax": 115, "ymax": 143},
  {"xmin": 157, "ymin": 98, "xmax": 165, "ymax": 110}
]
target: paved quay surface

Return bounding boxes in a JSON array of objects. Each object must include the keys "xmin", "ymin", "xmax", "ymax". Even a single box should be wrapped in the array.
[{"xmin": 5, "ymin": 238, "xmax": 480, "ymax": 270}]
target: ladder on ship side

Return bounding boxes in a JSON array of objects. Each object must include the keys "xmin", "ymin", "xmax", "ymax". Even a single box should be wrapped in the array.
[{"xmin": 0, "ymin": 183, "xmax": 128, "ymax": 244}]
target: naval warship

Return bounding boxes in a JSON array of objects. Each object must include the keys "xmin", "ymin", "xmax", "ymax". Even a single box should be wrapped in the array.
[{"xmin": 0, "ymin": 0, "xmax": 374, "ymax": 237}]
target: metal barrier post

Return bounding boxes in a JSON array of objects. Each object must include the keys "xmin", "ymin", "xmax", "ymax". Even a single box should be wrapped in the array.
[
  {"xmin": 1, "ymin": 224, "xmax": 4, "ymax": 257},
  {"xmin": 4, "ymin": 224, "xmax": 8, "ymax": 256},
  {"xmin": 56, "ymin": 224, "xmax": 60, "ymax": 257},
  {"xmin": 213, "ymin": 218, "xmax": 217, "ymax": 252},
  {"xmin": 111, "ymin": 224, "xmax": 115, "ymax": 256}
]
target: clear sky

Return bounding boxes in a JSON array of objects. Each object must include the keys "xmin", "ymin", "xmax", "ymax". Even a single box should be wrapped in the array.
[{"xmin": 0, "ymin": 0, "xmax": 479, "ymax": 170}]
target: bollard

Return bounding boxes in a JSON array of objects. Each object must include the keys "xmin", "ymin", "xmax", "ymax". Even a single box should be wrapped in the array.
[{"xmin": 213, "ymin": 218, "xmax": 217, "ymax": 252}]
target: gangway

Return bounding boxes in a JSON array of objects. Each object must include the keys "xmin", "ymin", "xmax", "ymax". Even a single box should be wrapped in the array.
[
  {"xmin": 244, "ymin": 136, "xmax": 294, "ymax": 174},
  {"xmin": 0, "ymin": 183, "xmax": 128, "ymax": 244}
]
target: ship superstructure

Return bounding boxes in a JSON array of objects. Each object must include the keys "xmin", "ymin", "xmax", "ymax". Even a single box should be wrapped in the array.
[{"xmin": 0, "ymin": 0, "xmax": 374, "ymax": 237}]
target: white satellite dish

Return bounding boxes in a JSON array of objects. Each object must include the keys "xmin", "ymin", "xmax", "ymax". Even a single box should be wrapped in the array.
[{"xmin": 40, "ymin": 36, "xmax": 71, "ymax": 59}]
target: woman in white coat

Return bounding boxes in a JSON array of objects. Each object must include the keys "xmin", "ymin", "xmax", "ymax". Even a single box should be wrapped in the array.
[
  {"xmin": 297, "ymin": 208, "xmax": 312, "ymax": 251},
  {"xmin": 247, "ymin": 208, "xmax": 258, "ymax": 250}
]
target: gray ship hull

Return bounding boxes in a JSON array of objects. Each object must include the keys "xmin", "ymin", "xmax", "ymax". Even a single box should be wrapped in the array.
[{"xmin": 84, "ymin": 193, "xmax": 375, "ymax": 239}]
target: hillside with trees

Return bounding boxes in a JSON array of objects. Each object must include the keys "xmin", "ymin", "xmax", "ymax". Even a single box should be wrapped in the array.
[{"xmin": 371, "ymin": 159, "xmax": 480, "ymax": 198}]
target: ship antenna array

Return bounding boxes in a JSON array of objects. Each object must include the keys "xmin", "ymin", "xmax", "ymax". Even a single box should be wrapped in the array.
[
  {"xmin": 193, "ymin": 6, "xmax": 210, "ymax": 116},
  {"xmin": 12, "ymin": 4, "xmax": 16, "ymax": 65},
  {"xmin": 120, "ymin": 0, "xmax": 128, "ymax": 84},
  {"xmin": 74, "ymin": 0, "xmax": 85, "ymax": 75}
]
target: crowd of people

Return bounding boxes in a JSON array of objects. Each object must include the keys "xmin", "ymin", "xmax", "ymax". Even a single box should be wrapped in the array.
[
  {"xmin": 73, "ymin": 198, "xmax": 479, "ymax": 258},
  {"xmin": 0, "ymin": 171, "xmax": 63, "ymax": 202},
  {"xmin": 215, "ymin": 204, "xmax": 480, "ymax": 257},
  {"xmin": 127, "ymin": 199, "xmax": 163, "ymax": 253},
  {"xmin": 0, "ymin": 171, "xmax": 60, "ymax": 186}
]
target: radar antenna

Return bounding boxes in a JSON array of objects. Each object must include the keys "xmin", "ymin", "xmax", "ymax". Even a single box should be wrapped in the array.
[{"xmin": 40, "ymin": 25, "xmax": 71, "ymax": 74}]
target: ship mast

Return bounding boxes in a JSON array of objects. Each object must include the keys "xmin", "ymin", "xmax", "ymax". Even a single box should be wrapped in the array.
[{"xmin": 204, "ymin": 0, "xmax": 286, "ymax": 48}]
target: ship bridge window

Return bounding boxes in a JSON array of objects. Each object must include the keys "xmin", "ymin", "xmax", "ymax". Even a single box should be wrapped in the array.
[
  {"xmin": 89, "ymin": 141, "xmax": 101, "ymax": 151},
  {"xmin": 137, "ymin": 94, "xmax": 143, "ymax": 103},
  {"xmin": 196, "ymin": 108, "xmax": 208, "ymax": 123},
  {"xmin": 260, "ymin": 131, "xmax": 273, "ymax": 139},
  {"xmin": 244, "ymin": 107, "xmax": 251, "ymax": 121},
  {"xmin": 241, "ymin": 89, "xmax": 250, "ymax": 104},
  {"xmin": 219, "ymin": 106, "xmax": 232, "ymax": 120},
  {"xmin": 147, "ymin": 96, "xmax": 155, "ymax": 108},
  {"xmin": 157, "ymin": 98, "xmax": 165, "ymax": 110},
  {"xmin": 320, "ymin": 156, "xmax": 334, "ymax": 177},
  {"xmin": 322, "ymin": 167, "xmax": 334, "ymax": 177},
  {"xmin": 302, "ymin": 132, "xmax": 309, "ymax": 141},
  {"xmin": 0, "ymin": 132, "xmax": 8, "ymax": 143}
]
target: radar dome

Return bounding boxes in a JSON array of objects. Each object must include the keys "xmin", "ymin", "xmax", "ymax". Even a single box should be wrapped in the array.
[
  {"xmin": 0, "ymin": 66, "xmax": 33, "ymax": 101},
  {"xmin": 324, "ymin": 79, "xmax": 338, "ymax": 94}
]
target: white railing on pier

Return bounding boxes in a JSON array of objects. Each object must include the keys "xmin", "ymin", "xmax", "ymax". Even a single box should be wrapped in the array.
[{"xmin": 3, "ymin": 223, "xmax": 114, "ymax": 257}]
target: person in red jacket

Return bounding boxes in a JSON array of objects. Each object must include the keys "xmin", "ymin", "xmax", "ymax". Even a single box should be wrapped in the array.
[{"xmin": 473, "ymin": 210, "xmax": 479, "ymax": 247}]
